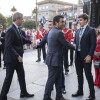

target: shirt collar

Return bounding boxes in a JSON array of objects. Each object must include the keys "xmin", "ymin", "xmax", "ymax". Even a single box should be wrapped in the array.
[
  {"xmin": 81, "ymin": 23, "xmax": 88, "ymax": 29},
  {"xmin": 13, "ymin": 22, "xmax": 19, "ymax": 29}
]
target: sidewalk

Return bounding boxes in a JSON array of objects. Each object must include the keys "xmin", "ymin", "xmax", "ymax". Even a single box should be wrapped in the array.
[{"xmin": 0, "ymin": 49, "xmax": 100, "ymax": 100}]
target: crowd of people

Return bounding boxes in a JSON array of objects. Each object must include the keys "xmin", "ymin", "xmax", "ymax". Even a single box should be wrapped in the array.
[{"xmin": 0, "ymin": 12, "xmax": 100, "ymax": 100}]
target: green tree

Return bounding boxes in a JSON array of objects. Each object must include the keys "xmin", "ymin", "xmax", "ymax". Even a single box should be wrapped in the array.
[
  {"xmin": 32, "ymin": 7, "xmax": 36, "ymax": 16},
  {"xmin": 11, "ymin": 6, "xmax": 17, "ymax": 13},
  {"xmin": 23, "ymin": 20, "xmax": 36, "ymax": 29},
  {"xmin": 0, "ymin": 13, "xmax": 6, "ymax": 28},
  {"xmin": 6, "ymin": 16, "xmax": 12, "ymax": 27}
]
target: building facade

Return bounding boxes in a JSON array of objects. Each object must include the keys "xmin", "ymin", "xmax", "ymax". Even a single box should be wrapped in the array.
[{"xmin": 37, "ymin": 0, "xmax": 77, "ymax": 29}]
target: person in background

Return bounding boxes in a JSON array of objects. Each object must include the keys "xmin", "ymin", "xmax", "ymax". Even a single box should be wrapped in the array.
[
  {"xmin": 69, "ymin": 22, "xmax": 78, "ymax": 66},
  {"xmin": 93, "ymin": 27, "xmax": 100, "ymax": 88},
  {"xmin": 35, "ymin": 23, "xmax": 47, "ymax": 62},
  {"xmin": 26, "ymin": 30, "xmax": 32, "ymax": 49},
  {"xmin": 0, "ymin": 24, "xmax": 6, "ymax": 69},
  {"xmin": 21, "ymin": 28, "xmax": 27, "ymax": 50},
  {"xmin": 32, "ymin": 29, "xmax": 36, "ymax": 46},
  {"xmin": 62, "ymin": 26, "xmax": 72, "ymax": 75}
]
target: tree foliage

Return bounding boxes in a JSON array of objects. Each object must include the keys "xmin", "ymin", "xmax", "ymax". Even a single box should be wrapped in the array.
[
  {"xmin": 11, "ymin": 6, "xmax": 17, "ymax": 13},
  {"xmin": 32, "ymin": 7, "xmax": 37, "ymax": 15},
  {"xmin": 6, "ymin": 16, "xmax": 12, "ymax": 28},
  {"xmin": 0, "ymin": 13, "xmax": 6, "ymax": 28},
  {"xmin": 23, "ymin": 20, "xmax": 36, "ymax": 29}
]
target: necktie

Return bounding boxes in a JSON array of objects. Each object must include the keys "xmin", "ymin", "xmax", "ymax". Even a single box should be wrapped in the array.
[
  {"xmin": 18, "ymin": 27, "xmax": 22, "ymax": 36},
  {"xmin": 18, "ymin": 27, "xmax": 21, "ymax": 33},
  {"xmin": 78, "ymin": 27, "xmax": 83, "ymax": 51}
]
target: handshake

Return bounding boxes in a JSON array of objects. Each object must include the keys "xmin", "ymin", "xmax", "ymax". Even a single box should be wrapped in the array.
[
  {"xmin": 71, "ymin": 42, "xmax": 76, "ymax": 50},
  {"xmin": 73, "ymin": 44, "xmax": 76, "ymax": 49},
  {"xmin": 33, "ymin": 45, "xmax": 38, "ymax": 49}
]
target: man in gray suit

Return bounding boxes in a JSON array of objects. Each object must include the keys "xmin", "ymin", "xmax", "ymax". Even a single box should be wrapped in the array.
[{"xmin": 43, "ymin": 15, "xmax": 75, "ymax": 100}]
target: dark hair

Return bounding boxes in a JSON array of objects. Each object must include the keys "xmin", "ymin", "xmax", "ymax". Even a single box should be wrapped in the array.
[
  {"xmin": 78, "ymin": 13, "xmax": 89, "ymax": 22},
  {"xmin": 53, "ymin": 15, "xmax": 64, "ymax": 25}
]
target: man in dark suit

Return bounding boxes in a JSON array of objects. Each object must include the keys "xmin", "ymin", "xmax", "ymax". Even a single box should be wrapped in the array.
[
  {"xmin": 0, "ymin": 24, "xmax": 4, "ymax": 68},
  {"xmin": 0, "ymin": 12, "xmax": 34, "ymax": 100},
  {"xmin": 36, "ymin": 21, "xmax": 66, "ymax": 95},
  {"xmin": 72, "ymin": 13, "xmax": 96, "ymax": 100},
  {"xmin": 43, "ymin": 15, "xmax": 75, "ymax": 100},
  {"xmin": 0, "ymin": 25, "xmax": 6, "ymax": 69}
]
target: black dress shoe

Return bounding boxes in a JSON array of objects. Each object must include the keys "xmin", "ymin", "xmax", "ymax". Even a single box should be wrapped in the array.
[
  {"xmin": 62, "ymin": 88, "xmax": 66, "ymax": 94},
  {"xmin": 20, "ymin": 93, "xmax": 34, "ymax": 98},
  {"xmin": 43, "ymin": 98, "xmax": 52, "ymax": 100},
  {"xmin": 48, "ymin": 98, "xmax": 52, "ymax": 100},
  {"xmin": 3, "ymin": 67, "xmax": 6, "ymax": 69},
  {"xmin": 65, "ymin": 71, "xmax": 68, "ymax": 75},
  {"xmin": 86, "ymin": 95, "xmax": 95, "ymax": 100},
  {"xmin": 56, "ymin": 96, "xmax": 67, "ymax": 100},
  {"xmin": 72, "ymin": 90, "xmax": 83, "ymax": 97},
  {"xmin": 36, "ymin": 59, "xmax": 41, "ymax": 62}
]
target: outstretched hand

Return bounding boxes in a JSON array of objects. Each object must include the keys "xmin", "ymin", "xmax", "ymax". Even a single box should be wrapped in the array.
[{"xmin": 33, "ymin": 45, "xmax": 37, "ymax": 49}]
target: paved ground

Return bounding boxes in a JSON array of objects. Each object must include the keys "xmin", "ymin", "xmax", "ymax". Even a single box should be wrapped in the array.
[{"xmin": 0, "ymin": 49, "xmax": 100, "ymax": 100}]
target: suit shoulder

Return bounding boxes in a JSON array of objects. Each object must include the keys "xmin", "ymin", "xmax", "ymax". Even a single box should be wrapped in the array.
[
  {"xmin": 6, "ymin": 25, "xmax": 13, "ymax": 32},
  {"xmin": 88, "ymin": 26, "xmax": 95, "ymax": 31},
  {"xmin": 6, "ymin": 25, "xmax": 15, "ymax": 33}
]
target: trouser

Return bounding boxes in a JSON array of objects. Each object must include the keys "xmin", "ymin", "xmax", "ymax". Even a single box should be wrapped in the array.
[
  {"xmin": 75, "ymin": 51, "xmax": 95, "ymax": 96},
  {"xmin": 43, "ymin": 66, "xmax": 62, "ymax": 100},
  {"xmin": 70, "ymin": 49, "xmax": 74, "ymax": 65},
  {"xmin": 37, "ymin": 45, "xmax": 46, "ymax": 61},
  {"xmin": 0, "ymin": 62, "xmax": 27, "ymax": 100},
  {"xmin": 63, "ymin": 48, "xmax": 69, "ymax": 72}
]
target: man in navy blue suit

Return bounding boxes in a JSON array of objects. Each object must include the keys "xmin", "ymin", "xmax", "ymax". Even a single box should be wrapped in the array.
[
  {"xmin": 35, "ymin": 21, "xmax": 67, "ymax": 94},
  {"xmin": 72, "ymin": 13, "xmax": 96, "ymax": 100},
  {"xmin": 43, "ymin": 15, "xmax": 75, "ymax": 100},
  {"xmin": 0, "ymin": 12, "xmax": 34, "ymax": 100}
]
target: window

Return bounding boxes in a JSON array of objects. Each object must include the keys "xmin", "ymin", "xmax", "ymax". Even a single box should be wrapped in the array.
[
  {"xmin": 46, "ymin": 6, "xmax": 48, "ymax": 9},
  {"xmin": 39, "ymin": 7, "xmax": 41, "ymax": 10},
  {"xmin": 43, "ymin": 6, "xmax": 45, "ymax": 9}
]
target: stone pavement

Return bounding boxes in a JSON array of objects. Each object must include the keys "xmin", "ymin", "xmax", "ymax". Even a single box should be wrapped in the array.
[{"xmin": 0, "ymin": 49, "xmax": 100, "ymax": 100}]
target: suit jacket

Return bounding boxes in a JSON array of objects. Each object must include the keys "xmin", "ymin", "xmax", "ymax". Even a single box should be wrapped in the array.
[
  {"xmin": 74, "ymin": 25, "xmax": 96, "ymax": 59},
  {"xmin": 45, "ymin": 27, "xmax": 75, "ymax": 67},
  {"xmin": 4, "ymin": 24, "xmax": 31, "ymax": 63}
]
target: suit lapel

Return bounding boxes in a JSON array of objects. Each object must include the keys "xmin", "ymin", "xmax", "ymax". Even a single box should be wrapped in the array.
[{"xmin": 81, "ymin": 25, "xmax": 90, "ymax": 40}]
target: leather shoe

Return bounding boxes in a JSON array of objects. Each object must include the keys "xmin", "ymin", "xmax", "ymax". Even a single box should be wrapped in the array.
[
  {"xmin": 36, "ymin": 59, "xmax": 41, "ymax": 62},
  {"xmin": 86, "ymin": 95, "xmax": 95, "ymax": 100},
  {"xmin": 56, "ymin": 96, "xmax": 68, "ymax": 100},
  {"xmin": 43, "ymin": 98, "xmax": 52, "ymax": 100},
  {"xmin": 72, "ymin": 90, "xmax": 83, "ymax": 97},
  {"xmin": 65, "ymin": 71, "xmax": 68, "ymax": 75},
  {"xmin": 20, "ymin": 93, "xmax": 34, "ymax": 98},
  {"xmin": 48, "ymin": 98, "xmax": 52, "ymax": 100},
  {"xmin": 62, "ymin": 88, "xmax": 66, "ymax": 94}
]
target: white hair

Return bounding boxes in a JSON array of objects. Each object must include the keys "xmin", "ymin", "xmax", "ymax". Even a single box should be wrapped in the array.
[{"xmin": 12, "ymin": 12, "xmax": 23, "ymax": 21}]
